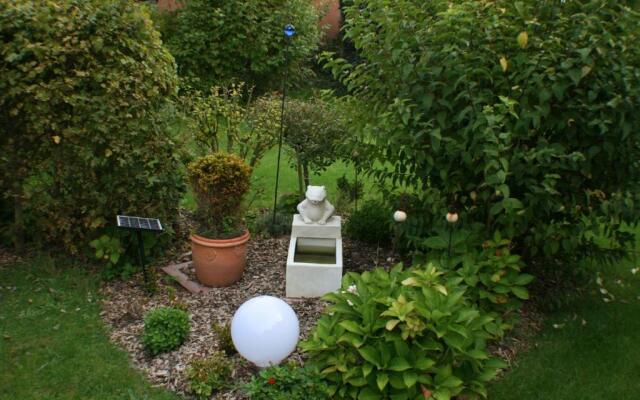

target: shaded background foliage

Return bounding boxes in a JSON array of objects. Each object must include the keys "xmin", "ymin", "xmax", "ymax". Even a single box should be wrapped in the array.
[
  {"xmin": 0, "ymin": 0, "xmax": 185, "ymax": 254},
  {"xmin": 327, "ymin": 0, "xmax": 640, "ymax": 268},
  {"xmin": 156, "ymin": 0, "xmax": 321, "ymax": 93}
]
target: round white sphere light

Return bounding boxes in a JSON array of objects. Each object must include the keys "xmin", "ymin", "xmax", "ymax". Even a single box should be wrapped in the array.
[
  {"xmin": 231, "ymin": 295, "xmax": 299, "ymax": 367},
  {"xmin": 393, "ymin": 210, "xmax": 407, "ymax": 222}
]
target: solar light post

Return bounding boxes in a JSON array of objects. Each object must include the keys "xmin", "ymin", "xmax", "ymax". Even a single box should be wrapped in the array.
[
  {"xmin": 116, "ymin": 215, "xmax": 164, "ymax": 293},
  {"xmin": 272, "ymin": 24, "xmax": 296, "ymax": 230}
]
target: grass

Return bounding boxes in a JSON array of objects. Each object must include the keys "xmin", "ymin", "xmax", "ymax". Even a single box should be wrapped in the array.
[
  {"xmin": 489, "ymin": 249, "xmax": 640, "ymax": 399},
  {"xmin": 0, "ymin": 257, "xmax": 180, "ymax": 400},
  {"xmin": 181, "ymin": 144, "xmax": 378, "ymax": 212}
]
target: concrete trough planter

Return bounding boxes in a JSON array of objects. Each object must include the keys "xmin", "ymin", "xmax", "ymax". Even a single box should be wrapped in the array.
[{"xmin": 286, "ymin": 215, "xmax": 343, "ymax": 298}]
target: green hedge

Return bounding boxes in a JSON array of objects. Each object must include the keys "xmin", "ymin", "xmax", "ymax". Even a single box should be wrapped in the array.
[{"xmin": 0, "ymin": 0, "xmax": 184, "ymax": 254}]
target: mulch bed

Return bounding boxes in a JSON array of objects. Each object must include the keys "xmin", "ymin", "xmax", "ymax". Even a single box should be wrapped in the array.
[{"xmin": 99, "ymin": 236, "xmax": 400, "ymax": 399}]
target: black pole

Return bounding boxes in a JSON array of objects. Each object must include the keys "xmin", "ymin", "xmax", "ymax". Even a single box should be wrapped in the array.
[
  {"xmin": 272, "ymin": 33, "xmax": 291, "ymax": 228},
  {"xmin": 354, "ymin": 163, "xmax": 359, "ymax": 212},
  {"xmin": 136, "ymin": 230, "xmax": 149, "ymax": 288},
  {"xmin": 447, "ymin": 225, "xmax": 453, "ymax": 260}
]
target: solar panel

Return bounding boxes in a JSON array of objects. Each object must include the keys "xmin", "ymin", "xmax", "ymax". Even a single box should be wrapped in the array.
[{"xmin": 117, "ymin": 215, "xmax": 163, "ymax": 232}]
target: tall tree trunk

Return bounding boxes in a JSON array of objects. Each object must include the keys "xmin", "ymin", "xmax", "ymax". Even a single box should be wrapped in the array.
[
  {"xmin": 302, "ymin": 161, "xmax": 310, "ymax": 190},
  {"xmin": 296, "ymin": 157, "xmax": 305, "ymax": 197}
]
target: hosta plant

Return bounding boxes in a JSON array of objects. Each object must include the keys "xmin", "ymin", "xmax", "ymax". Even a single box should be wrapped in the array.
[
  {"xmin": 301, "ymin": 264, "xmax": 506, "ymax": 400},
  {"xmin": 417, "ymin": 228, "xmax": 535, "ymax": 321}
]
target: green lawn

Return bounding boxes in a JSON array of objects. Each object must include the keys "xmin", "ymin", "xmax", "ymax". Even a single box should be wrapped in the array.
[
  {"xmin": 2, "ymin": 246, "xmax": 638, "ymax": 400},
  {"xmin": 182, "ymin": 144, "xmax": 378, "ymax": 212},
  {"xmin": 0, "ymin": 257, "xmax": 180, "ymax": 400},
  {"xmin": 489, "ymin": 253, "xmax": 640, "ymax": 399}
]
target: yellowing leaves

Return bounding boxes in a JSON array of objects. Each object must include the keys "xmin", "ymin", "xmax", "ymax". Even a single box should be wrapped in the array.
[
  {"xmin": 517, "ymin": 31, "xmax": 528, "ymax": 49},
  {"xmin": 52, "ymin": 135, "xmax": 61, "ymax": 144},
  {"xmin": 500, "ymin": 56, "xmax": 508, "ymax": 72}
]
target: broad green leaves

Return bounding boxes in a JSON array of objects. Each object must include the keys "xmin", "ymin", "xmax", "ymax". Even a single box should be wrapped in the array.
[
  {"xmin": 329, "ymin": 0, "xmax": 640, "ymax": 272},
  {"xmin": 302, "ymin": 264, "xmax": 505, "ymax": 399}
]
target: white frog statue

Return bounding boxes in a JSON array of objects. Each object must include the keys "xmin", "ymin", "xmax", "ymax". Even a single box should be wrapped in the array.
[{"xmin": 297, "ymin": 185, "xmax": 335, "ymax": 225}]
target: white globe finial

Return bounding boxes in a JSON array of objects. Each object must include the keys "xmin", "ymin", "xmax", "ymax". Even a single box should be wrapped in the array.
[
  {"xmin": 393, "ymin": 210, "xmax": 407, "ymax": 222},
  {"xmin": 231, "ymin": 296, "xmax": 299, "ymax": 367}
]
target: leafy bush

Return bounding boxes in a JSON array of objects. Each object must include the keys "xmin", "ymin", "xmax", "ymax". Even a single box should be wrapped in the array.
[
  {"xmin": 187, "ymin": 153, "xmax": 252, "ymax": 237},
  {"xmin": 336, "ymin": 175, "xmax": 364, "ymax": 204},
  {"xmin": 211, "ymin": 321, "xmax": 236, "ymax": 356},
  {"xmin": 186, "ymin": 351, "xmax": 233, "ymax": 398},
  {"xmin": 159, "ymin": 0, "xmax": 320, "ymax": 92},
  {"xmin": 141, "ymin": 307, "xmax": 190, "ymax": 355},
  {"xmin": 0, "ymin": 0, "xmax": 184, "ymax": 254},
  {"xmin": 344, "ymin": 201, "xmax": 393, "ymax": 245},
  {"xmin": 244, "ymin": 363, "xmax": 331, "ymax": 400},
  {"xmin": 284, "ymin": 97, "xmax": 348, "ymax": 194},
  {"xmin": 417, "ymin": 228, "xmax": 534, "ymax": 322},
  {"xmin": 301, "ymin": 264, "xmax": 506, "ymax": 400},
  {"xmin": 327, "ymin": 0, "xmax": 640, "ymax": 267},
  {"xmin": 184, "ymin": 84, "xmax": 281, "ymax": 167}
]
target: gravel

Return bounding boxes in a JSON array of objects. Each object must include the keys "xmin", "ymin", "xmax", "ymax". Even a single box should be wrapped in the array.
[{"xmin": 100, "ymin": 236, "xmax": 399, "ymax": 399}]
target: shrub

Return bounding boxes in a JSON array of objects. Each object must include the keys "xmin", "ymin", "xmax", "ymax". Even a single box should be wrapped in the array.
[
  {"xmin": 243, "ymin": 363, "xmax": 331, "ymax": 400},
  {"xmin": 326, "ymin": 0, "xmax": 640, "ymax": 267},
  {"xmin": 184, "ymin": 84, "xmax": 281, "ymax": 167},
  {"xmin": 336, "ymin": 175, "xmax": 364, "ymax": 205},
  {"xmin": 211, "ymin": 321, "xmax": 236, "ymax": 356},
  {"xmin": 301, "ymin": 264, "xmax": 506, "ymax": 400},
  {"xmin": 344, "ymin": 201, "xmax": 393, "ymax": 245},
  {"xmin": 187, "ymin": 153, "xmax": 252, "ymax": 237},
  {"xmin": 141, "ymin": 307, "xmax": 190, "ymax": 355},
  {"xmin": 159, "ymin": 0, "xmax": 320, "ymax": 92},
  {"xmin": 0, "ymin": 0, "xmax": 184, "ymax": 254},
  {"xmin": 417, "ymin": 228, "xmax": 535, "ymax": 322},
  {"xmin": 284, "ymin": 97, "xmax": 348, "ymax": 194},
  {"xmin": 186, "ymin": 351, "xmax": 233, "ymax": 399}
]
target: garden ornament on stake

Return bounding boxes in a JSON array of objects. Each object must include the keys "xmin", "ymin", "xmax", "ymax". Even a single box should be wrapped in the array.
[
  {"xmin": 231, "ymin": 296, "xmax": 299, "ymax": 367},
  {"xmin": 446, "ymin": 210, "xmax": 459, "ymax": 265},
  {"xmin": 272, "ymin": 24, "xmax": 296, "ymax": 230}
]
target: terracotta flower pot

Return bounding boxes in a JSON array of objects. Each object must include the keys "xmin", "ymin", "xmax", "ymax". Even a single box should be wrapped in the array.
[{"xmin": 190, "ymin": 230, "xmax": 250, "ymax": 287}]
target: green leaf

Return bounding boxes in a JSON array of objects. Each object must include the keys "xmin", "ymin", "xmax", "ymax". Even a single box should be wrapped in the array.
[
  {"xmin": 358, "ymin": 387, "xmax": 380, "ymax": 400},
  {"xmin": 514, "ymin": 274, "xmax": 535, "ymax": 285},
  {"xmin": 512, "ymin": 286, "xmax": 530, "ymax": 299},
  {"xmin": 377, "ymin": 372, "xmax": 389, "ymax": 391},
  {"xmin": 388, "ymin": 357, "xmax": 411, "ymax": 371},
  {"xmin": 358, "ymin": 346, "xmax": 381, "ymax": 368},
  {"xmin": 340, "ymin": 320, "xmax": 364, "ymax": 335},
  {"xmin": 403, "ymin": 371, "xmax": 418, "ymax": 388}
]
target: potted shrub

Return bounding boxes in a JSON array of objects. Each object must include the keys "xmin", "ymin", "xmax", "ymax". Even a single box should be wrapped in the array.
[{"xmin": 187, "ymin": 153, "xmax": 252, "ymax": 286}]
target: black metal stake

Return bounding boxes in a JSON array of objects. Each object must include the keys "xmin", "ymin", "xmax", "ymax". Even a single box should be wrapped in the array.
[
  {"xmin": 354, "ymin": 163, "xmax": 359, "ymax": 213},
  {"xmin": 136, "ymin": 230, "xmax": 149, "ymax": 288},
  {"xmin": 447, "ymin": 224, "xmax": 453, "ymax": 265},
  {"xmin": 272, "ymin": 30, "xmax": 292, "ymax": 229}
]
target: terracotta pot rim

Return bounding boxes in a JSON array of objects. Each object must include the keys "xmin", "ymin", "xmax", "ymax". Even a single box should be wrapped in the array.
[{"xmin": 190, "ymin": 230, "xmax": 250, "ymax": 248}]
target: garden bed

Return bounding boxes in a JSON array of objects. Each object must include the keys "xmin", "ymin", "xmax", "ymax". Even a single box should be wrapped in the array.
[{"xmin": 100, "ymin": 236, "xmax": 399, "ymax": 399}]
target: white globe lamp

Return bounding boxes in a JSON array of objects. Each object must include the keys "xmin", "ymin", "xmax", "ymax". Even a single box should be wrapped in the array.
[
  {"xmin": 393, "ymin": 210, "xmax": 407, "ymax": 223},
  {"xmin": 231, "ymin": 295, "xmax": 299, "ymax": 367}
]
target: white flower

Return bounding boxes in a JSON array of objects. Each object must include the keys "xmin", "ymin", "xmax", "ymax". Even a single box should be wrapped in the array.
[
  {"xmin": 393, "ymin": 210, "xmax": 407, "ymax": 222},
  {"xmin": 347, "ymin": 284, "xmax": 358, "ymax": 295},
  {"xmin": 347, "ymin": 299, "xmax": 354, "ymax": 306},
  {"xmin": 631, "ymin": 268, "xmax": 638, "ymax": 275},
  {"xmin": 446, "ymin": 212, "xmax": 459, "ymax": 223}
]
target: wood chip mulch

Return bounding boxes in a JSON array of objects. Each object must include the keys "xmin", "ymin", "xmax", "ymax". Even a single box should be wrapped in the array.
[{"xmin": 99, "ymin": 237, "xmax": 400, "ymax": 399}]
